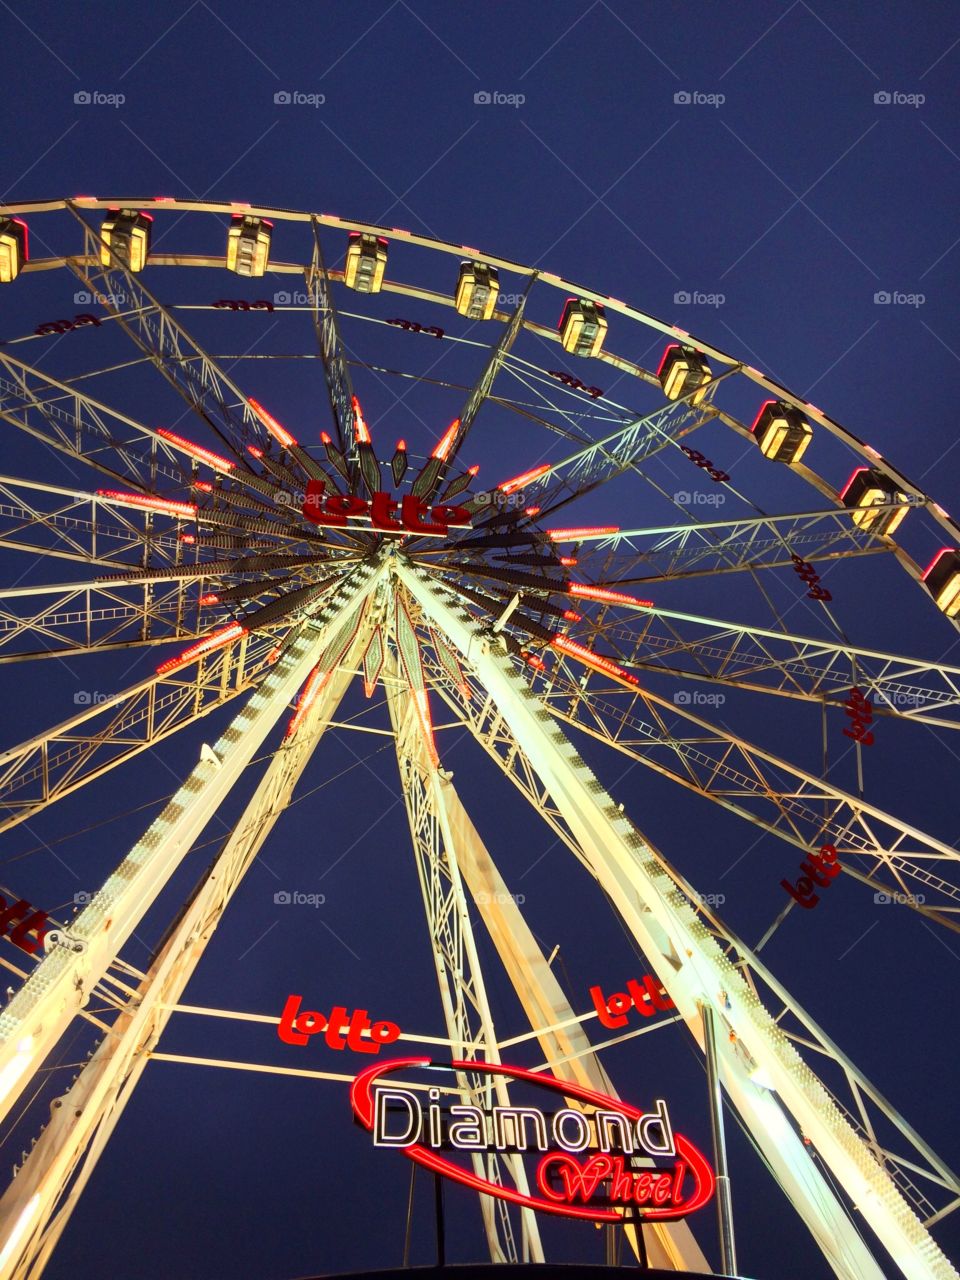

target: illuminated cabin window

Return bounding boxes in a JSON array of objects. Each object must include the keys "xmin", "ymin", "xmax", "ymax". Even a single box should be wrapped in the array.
[
  {"xmin": 559, "ymin": 298, "xmax": 607, "ymax": 357},
  {"xmin": 0, "ymin": 219, "xmax": 28, "ymax": 283},
  {"xmin": 658, "ymin": 343, "xmax": 712, "ymax": 406},
  {"xmin": 100, "ymin": 209, "xmax": 153, "ymax": 273},
  {"xmin": 455, "ymin": 260, "xmax": 499, "ymax": 320},
  {"xmin": 923, "ymin": 549, "xmax": 960, "ymax": 618},
  {"xmin": 840, "ymin": 467, "xmax": 910, "ymax": 536},
  {"xmin": 751, "ymin": 399, "xmax": 813, "ymax": 464},
  {"xmin": 344, "ymin": 233, "xmax": 388, "ymax": 293},
  {"xmin": 226, "ymin": 215, "xmax": 272, "ymax": 277}
]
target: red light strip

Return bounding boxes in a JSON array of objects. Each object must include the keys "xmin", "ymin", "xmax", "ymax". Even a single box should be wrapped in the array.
[
  {"xmin": 248, "ymin": 397, "xmax": 297, "ymax": 448},
  {"xmin": 551, "ymin": 635, "xmax": 638, "ymax": 686},
  {"xmin": 286, "ymin": 666, "xmax": 332, "ymax": 738},
  {"xmin": 198, "ymin": 593, "xmax": 219, "ymax": 606},
  {"xmin": 838, "ymin": 466, "xmax": 869, "ymax": 501},
  {"xmin": 352, "ymin": 396, "xmax": 371, "ymax": 444},
  {"xmin": 569, "ymin": 583, "xmax": 653, "ymax": 607},
  {"xmin": 499, "ymin": 463, "xmax": 549, "ymax": 495},
  {"xmin": 923, "ymin": 547, "xmax": 957, "ymax": 579},
  {"xmin": 432, "ymin": 419, "xmax": 460, "ymax": 461},
  {"xmin": 156, "ymin": 428, "xmax": 235, "ymax": 472},
  {"xmin": 97, "ymin": 490, "xmax": 196, "ymax": 519},
  {"xmin": 655, "ymin": 343, "xmax": 680, "ymax": 378},
  {"xmin": 547, "ymin": 526, "xmax": 619, "ymax": 541},
  {"xmin": 156, "ymin": 623, "xmax": 246, "ymax": 675}
]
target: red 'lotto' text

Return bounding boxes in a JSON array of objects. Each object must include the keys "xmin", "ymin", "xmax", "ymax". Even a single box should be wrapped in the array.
[
  {"xmin": 302, "ymin": 485, "xmax": 471, "ymax": 538},
  {"xmin": 590, "ymin": 975, "xmax": 675, "ymax": 1030},
  {"xmin": 278, "ymin": 994, "xmax": 401, "ymax": 1054}
]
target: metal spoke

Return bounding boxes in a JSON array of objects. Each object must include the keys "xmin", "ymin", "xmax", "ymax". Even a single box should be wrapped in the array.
[{"xmin": 581, "ymin": 602, "xmax": 960, "ymax": 728}]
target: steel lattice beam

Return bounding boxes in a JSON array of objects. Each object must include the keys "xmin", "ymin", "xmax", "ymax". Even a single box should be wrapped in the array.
[
  {"xmin": 585, "ymin": 603, "xmax": 960, "ymax": 728},
  {"xmin": 385, "ymin": 656, "xmax": 543, "ymax": 1264},
  {"xmin": 0, "ymin": 559, "xmax": 385, "ymax": 1137},
  {"xmin": 65, "ymin": 214, "xmax": 269, "ymax": 461},
  {"xmin": 438, "ymin": 765, "xmax": 710, "ymax": 1273},
  {"xmin": 558, "ymin": 506, "xmax": 893, "ymax": 584},
  {"xmin": 0, "ymin": 612, "xmax": 370, "ymax": 1280},
  {"xmin": 525, "ymin": 657, "xmax": 960, "ymax": 926},
  {"xmin": 424, "ymin": 639, "xmax": 960, "ymax": 1230},
  {"xmin": 395, "ymin": 554, "xmax": 956, "ymax": 1280}
]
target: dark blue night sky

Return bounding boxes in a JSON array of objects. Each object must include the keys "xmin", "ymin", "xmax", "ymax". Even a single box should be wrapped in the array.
[{"xmin": 0, "ymin": 4, "xmax": 958, "ymax": 1279}]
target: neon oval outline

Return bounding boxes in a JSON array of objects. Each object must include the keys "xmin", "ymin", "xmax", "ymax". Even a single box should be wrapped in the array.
[{"xmin": 350, "ymin": 1056, "xmax": 715, "ymax": 1222}]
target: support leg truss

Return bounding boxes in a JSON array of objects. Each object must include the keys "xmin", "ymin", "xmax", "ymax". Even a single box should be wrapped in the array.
[
  {"xmin": 385, "ymin": 661, "xmax": 543, "ymax": 1265},
  {"xmin": 395, "ymin": 554, "xmax": 957, "ymax": 1280},
  {"xmin": 435, "ymin": 764, "xmax": 710, "ymax": 1273},
  {"xmin": 0, "ymin": 560, "xmax": 386, "ymax": 1138},
  {"xmin": 0, "ymin": 608, "xmax": 373, "ymax": 1279}
]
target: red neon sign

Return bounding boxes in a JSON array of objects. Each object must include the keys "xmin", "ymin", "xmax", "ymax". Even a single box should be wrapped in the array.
[
  {"xmin": 302, "ymin": 484, "xmax": 471, "ymax": 538},
  {"xmin": 351, "ymin": 1058, "xmax": 714, "ymax": 1222}
]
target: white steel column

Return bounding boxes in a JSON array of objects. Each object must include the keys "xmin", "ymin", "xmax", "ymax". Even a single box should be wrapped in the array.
[
  {"xmin": 0, "ymin": 604, "xmax": 377, "ymax": 1280},
  {"xmin": 437, "ymin": 769, "xmax": 711, "ymax": 1273},
  {"xmin": 0, "ymin": 559, "xmax": 386, "ymax": 1136},
  {"xmin": 396, "ymin": 556, "xmax": 956, "ymax": 1280},
  {"xmin": 385, "ymin": 663, "xmax": 544, "ymax": 1265}
]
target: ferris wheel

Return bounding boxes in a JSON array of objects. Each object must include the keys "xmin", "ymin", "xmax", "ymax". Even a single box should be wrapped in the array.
[{"xmin": 0, "ymin": 198, "xmax": 956, "ymax": 1279}]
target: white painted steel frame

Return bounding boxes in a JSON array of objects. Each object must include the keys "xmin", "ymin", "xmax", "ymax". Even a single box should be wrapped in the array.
[{"xmin": 395, "ymin": 555, "xmax": 956, "ymax": 1280}]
